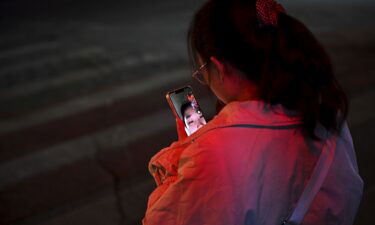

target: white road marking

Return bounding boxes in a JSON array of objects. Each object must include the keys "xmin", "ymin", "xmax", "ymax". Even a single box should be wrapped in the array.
[{"xmin": 0, "ymin": 67, "xmax": 189, "ymax": 134}]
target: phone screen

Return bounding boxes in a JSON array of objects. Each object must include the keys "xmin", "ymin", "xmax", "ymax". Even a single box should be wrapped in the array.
[{"xmin": 166, "ymin": 86, "xmax": 207, "ymax": 136}]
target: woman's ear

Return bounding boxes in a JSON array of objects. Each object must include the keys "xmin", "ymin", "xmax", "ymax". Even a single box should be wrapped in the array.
[{"xmin": 210, "ymin": 56, "xmax": 226, "ymax": 83}]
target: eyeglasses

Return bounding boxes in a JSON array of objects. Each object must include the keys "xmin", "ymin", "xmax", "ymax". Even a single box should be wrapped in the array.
[{"xmin": 192, "ymin": 62, "xmax": 209, "ymax": 85}]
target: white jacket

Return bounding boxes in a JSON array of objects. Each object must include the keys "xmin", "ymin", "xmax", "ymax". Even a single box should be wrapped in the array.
[{"xmin": 142, "ymin": 100, "xmax": 363, "ymax": 225}]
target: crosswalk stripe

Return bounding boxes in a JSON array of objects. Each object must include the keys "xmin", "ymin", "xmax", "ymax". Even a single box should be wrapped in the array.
[
  {"xmin": 0, "ymin": 67, "xmax": 189, "ymax": 134},
  {"xmin": 0, "ymin": 47, "xmax": 104, "ymax": 76},
  {"xmin": 0, "ymin": 109, "xmax": 172, "ymax": 188},
  {"xmin": 0, "ymin": 96, "xmax": 211, "ymax": 189},
  {"xmin": 0, "ymin": 40, "xmax": 60, "ymax": 60},
  {"xmin": 0, "ymin": 52, "xmax": 177, "ymax": 100}
]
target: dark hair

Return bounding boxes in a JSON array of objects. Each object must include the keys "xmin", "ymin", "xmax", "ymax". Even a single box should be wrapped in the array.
[
  {"xmin": 188, "ymin": 0, "xmax": 348, "ymax": 139},
  {"xmin": 180, "ymin": 102, "xmax": 193, "ymax": 124}
]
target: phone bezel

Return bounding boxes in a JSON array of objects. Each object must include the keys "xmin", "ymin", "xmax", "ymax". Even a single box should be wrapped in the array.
[
  {"xmin": 165, "ymin": 85, "xmax": 206, "ymax": 122},
  {"xmin": 166, "ymin": 86, "xmax": 191, "ymax": 120}
]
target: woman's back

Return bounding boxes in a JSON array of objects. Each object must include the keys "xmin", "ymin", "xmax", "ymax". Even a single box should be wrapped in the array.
[{"xmin": 143, "ymin": 101, "xmax": 363, "ymax": 225}]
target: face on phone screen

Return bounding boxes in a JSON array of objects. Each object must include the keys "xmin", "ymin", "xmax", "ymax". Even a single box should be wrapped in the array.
[{"xmin": 168, "ymin": 87, "xmax": 207, "ymax": 136}]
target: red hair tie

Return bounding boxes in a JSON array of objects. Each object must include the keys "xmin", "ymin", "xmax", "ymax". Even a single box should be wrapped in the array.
[{"xmin": 256, "ymin": 0, "xmax": 285, "ymax": 27}]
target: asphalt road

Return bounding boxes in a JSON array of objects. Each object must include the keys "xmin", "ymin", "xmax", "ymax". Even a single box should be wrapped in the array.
[{"xmin": 0, "ymin": 0, "xmax": 374, "ymax": 224}]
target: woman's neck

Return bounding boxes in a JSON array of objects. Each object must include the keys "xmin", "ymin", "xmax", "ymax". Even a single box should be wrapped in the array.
[{"xmin": 226, "ymin": 73, "xmax": 259, "ymax": 103}]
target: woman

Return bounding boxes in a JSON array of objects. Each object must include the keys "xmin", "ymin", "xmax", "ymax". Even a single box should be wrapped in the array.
[
  {"xmin": 142, "ymin": 0, "xmax": 363, "ymax": 224},
  {"xmin": 180, "ymin": 102, "xmax": 207, "ymax": 135}
]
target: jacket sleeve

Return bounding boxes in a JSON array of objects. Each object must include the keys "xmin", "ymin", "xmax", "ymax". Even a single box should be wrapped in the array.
[{"xmin": 142, "ymin": 143, "xmax": 238, "ymax": 225}]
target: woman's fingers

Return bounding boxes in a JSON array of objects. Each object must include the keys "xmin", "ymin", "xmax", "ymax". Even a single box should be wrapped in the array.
[{"xmin": 176, "ymin": 118, "xmax": 188, "ymax": 141}]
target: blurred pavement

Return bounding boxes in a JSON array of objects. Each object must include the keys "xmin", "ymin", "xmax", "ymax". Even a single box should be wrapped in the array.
[{"xmin": 0, "ymin": 0, "xmax": 374, "ymax": 224}]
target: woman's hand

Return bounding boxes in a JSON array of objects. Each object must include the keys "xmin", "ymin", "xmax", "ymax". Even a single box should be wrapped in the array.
[{"xmin": 176, "ymin": 118, "xmax": 188, "ymax": 141}]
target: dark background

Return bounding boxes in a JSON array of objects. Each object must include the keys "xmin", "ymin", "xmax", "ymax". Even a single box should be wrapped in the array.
[{"xmin": 0, "ymin": 0, "xmax": 374, "ymax": 224}]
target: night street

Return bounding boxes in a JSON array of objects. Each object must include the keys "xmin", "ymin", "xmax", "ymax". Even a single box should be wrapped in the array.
[{"xmin": 0, "ymin": 0, "xmax": 374, "ymax": 224}]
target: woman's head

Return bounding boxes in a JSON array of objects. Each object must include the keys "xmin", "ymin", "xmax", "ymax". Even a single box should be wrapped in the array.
[
  {"xmin": 188, "ymin": 0, "xmax": 348, "ymax": 139},
  {"xmin": 180, "ymin": 102, "xmax": 207, "ymax": 134}
]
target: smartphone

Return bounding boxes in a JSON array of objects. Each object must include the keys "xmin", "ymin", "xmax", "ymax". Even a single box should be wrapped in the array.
[{"xmin": 166, "ymin": 86, "xmax": 207, "ymax": 136}]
